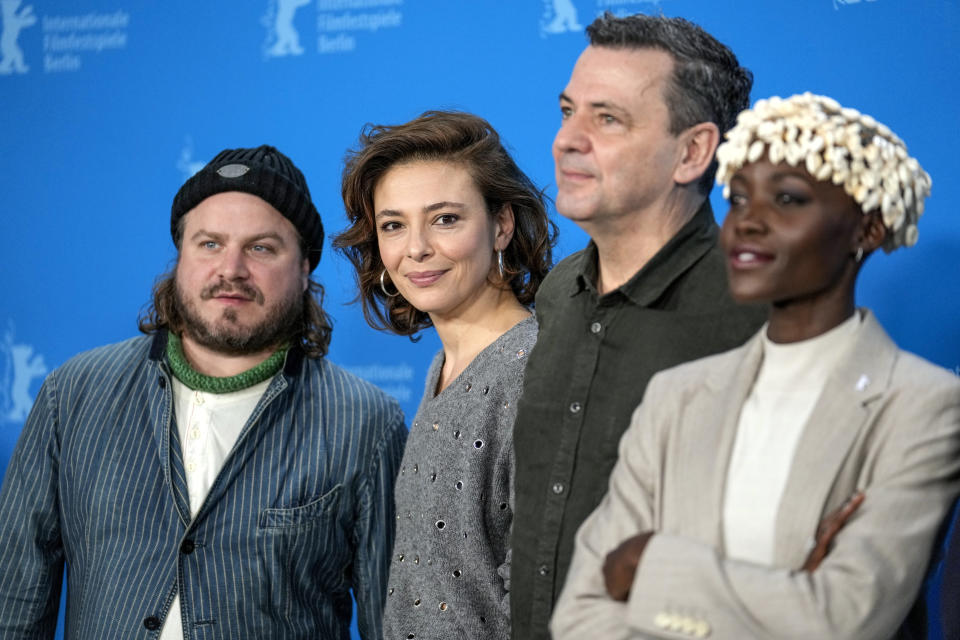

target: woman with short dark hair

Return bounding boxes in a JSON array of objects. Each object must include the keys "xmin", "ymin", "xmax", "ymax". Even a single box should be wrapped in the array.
[{"xmin": 335, "ymin": 110, "xmax": 556, "ymax": 639}]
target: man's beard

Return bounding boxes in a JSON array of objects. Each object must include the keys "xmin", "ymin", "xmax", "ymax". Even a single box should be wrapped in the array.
[{"xmin": 173, "ymin": 278, "xmax": 303, "ymax": 356}]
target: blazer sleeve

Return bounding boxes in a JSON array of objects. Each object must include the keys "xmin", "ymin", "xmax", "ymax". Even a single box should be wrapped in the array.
[
  {"xmin": 0, "ymin": 373, "xmax": 64, "ymax": 639},
  {"xmin": 553, "ymin": 366, "xmax": 960, "ymax": 640}
]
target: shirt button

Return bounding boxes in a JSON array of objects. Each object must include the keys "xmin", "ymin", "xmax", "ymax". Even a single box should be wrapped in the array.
[
  {"xmin": 590, "ymin": 321, "xmax": 602, "ymax": 334},
  {"xmin": 143, "ymin": 616, "xmax": 161, "ymax": 630},
  {"xmin": 194, "ymin": 392, "xmax": 204, "ymax": 405},
  {"xmin": 180, "ymin": 539, "xmax": 195, "ymax": 554},
  {"xmin": 186, "ymin": 462, "xmax": 196, "ymax": 472},
  {"xmin": 552, "ymin": 482, "xmax": 564, "ymax": 494},
  {"xmin": 569, "ymin": 402, "xmax": 581, "ymax": 414},
  {"xmin": 537, "ymin": 565, "xmax": 550, "ymax": 577},
  {"xmin": 189, "ymin": 428, "xmax": 200, "ymax": 440}
]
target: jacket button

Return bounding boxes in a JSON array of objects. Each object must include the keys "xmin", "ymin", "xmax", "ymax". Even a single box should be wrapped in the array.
[
  {"xmin": 158, "ymin": 376, "xmax": 166, "ymax": 388},
  {"xmin": 180, "ymin": 539, "xmax": 195, "ymax": 554},
  {"xmin": 143, "ymin": 616, "xmax": 161, "ymax": 630},
  {"xmin": 537, "ymin": 564, "xmax": 550, "ymax": 576},
  {"xmin": 569, "ymin": 402, "xmax": 581, "ymax": 414}
]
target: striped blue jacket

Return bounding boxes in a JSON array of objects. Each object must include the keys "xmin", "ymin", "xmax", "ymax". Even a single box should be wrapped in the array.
[{"xmin": 0, "ymin": 331, "xmax": 407, "ymax": 639}]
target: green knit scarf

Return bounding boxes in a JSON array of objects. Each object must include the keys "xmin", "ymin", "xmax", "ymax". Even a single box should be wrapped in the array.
[{"xmin": 166, "ymin": 332, "xmax": 287, "ymax": 394}]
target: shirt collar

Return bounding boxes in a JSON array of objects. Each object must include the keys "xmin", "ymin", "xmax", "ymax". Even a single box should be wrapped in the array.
[{"xmin": 571, "ymin": 198, "xmax": 719, "ymax": 306}]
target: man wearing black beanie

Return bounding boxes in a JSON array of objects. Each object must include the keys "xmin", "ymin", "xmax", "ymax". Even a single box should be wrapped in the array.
[{"xmin": 0, "ymin": 145, "xmax": 407, "ymax": 639}]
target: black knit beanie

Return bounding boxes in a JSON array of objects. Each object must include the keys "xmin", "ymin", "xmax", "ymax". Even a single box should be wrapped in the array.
[{"xmin": 170, "ymin": 145, "xmax": 324, "ymax": 271}]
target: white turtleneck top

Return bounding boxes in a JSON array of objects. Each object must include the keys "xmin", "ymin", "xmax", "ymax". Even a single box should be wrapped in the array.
[{"xmin": 722, "ymin": 312, "xmax": 862, "ymax": 565}]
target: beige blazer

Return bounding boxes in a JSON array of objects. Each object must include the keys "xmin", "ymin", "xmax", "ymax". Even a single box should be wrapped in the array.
[{"xmin": 551, "ymin": 310, "xmax": 960, "ymax": 640}]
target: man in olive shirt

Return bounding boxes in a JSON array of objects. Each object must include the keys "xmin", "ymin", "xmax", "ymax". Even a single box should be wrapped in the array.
[{"xmin": 510, "ymin": 13, "xmax": 766, "ymax": 639}]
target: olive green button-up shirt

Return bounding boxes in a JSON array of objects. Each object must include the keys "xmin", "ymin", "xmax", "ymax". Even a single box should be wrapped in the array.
[{"xmin": 510, "ymin": 201, "xmax": 766, "ymax": 640}]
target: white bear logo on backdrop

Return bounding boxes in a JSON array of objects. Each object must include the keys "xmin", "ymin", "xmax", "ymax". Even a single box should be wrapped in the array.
[
  {"xmin": 263, "ymin": 0, "xmax": 311, "ymax": 58},
  {"xmin": 834, "ymin": 0, "xmax": 878, "ymax": 8},
  {"xmin": 541, "ymin": 0, "xmax": 582, "ymax": 35},
  {"xmin": 0, "ymin": 0, "xmax": 36, "ymax": 75},
  {"xmin": 0, "ymin": 324, "xmax": 48, "ymax": 424},
  {"xmin": 177, "ymin": 137, "xmax": 208, "ymax": 179}
]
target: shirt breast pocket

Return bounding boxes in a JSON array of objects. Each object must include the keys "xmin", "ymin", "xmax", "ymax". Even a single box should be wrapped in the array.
[{"xmin": 257, "ymin": 483, "xmax": 351, "ymax": 613}]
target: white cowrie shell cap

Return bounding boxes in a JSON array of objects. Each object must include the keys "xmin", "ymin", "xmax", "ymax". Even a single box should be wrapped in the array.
[{"xmin": 716, "ymin": 92, "xmax": 931, "ymax": 252}]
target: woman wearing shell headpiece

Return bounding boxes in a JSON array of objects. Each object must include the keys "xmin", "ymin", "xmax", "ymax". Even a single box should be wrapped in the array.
[{"xmin": 551, "ymin": 93, "xmax": 960, "ymax": 639}]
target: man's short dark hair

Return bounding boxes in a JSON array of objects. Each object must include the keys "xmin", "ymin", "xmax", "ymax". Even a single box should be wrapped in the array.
[{"xmin": 586, "ymin": 12, "xmax": 753, "ymax": 194}]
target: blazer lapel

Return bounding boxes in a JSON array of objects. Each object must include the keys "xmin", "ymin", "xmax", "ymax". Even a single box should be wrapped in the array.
[
  {"xmin": 677, "ymin": 334, "xmax": 765, "ymax": 546},
  {"xmin": 772, "ymin": 311, "xmax": 898, "ymax": 567}
]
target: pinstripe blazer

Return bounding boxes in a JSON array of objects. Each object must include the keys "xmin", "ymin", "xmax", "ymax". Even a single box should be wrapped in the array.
[
  {"xmin": 0, "ymin": 331, "xmax": 407, "ymax": 640},
  {"xmin": 551, "ymin": 310, "xmax": 960, "ymax": 640}
]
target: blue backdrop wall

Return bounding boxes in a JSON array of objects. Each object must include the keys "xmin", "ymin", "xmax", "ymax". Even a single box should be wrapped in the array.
[{"xmin": 2, "ymin": 1, "xmax": 958, "ymax": 637}]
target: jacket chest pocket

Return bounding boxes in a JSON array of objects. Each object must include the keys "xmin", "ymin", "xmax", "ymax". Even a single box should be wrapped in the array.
[{"xmin": 257, "ymin": 484, "xmax": 351, "ymax": 615}]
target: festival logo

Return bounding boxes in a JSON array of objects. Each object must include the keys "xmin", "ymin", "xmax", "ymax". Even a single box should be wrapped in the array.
[
  {"xmin": 344, "ymin": 363, "xmax": 415, "ymax": 403},
  {"xmin": 0, "ymin": 323, "xmax": 48, "ymax": 424},
  {"xmin": 540, "ymin": 0, "xmax": 668, "ymax": 36},
  {"xmin": 177, "ymin": 137, "xmax": 207, "ymax": 179},
  {"xmin": 541, "ymin": 0, "xmax": 582, "ymax": 36},
  {"xmin": 41, "ymin": 10, "xmax": 129, "ymax": 73},
  {"xmin": 0, "ymin": 0, "xmax": 36, "ymax": 75},
  {"xmin": 263, "ymin": 0, "xmax": 311, "ymax": 58},
  {"xmin": 834, "ymin": 0, "xmax": 878, "ymax": 7}
]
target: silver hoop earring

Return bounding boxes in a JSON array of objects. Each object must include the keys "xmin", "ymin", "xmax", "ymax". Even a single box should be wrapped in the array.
[
  {"xmin": 380, "ymin": 270, "xmax": 399, "ymax": 297},
  {"xmin": 497, "ymin": 250, "xmax": 505, "ymax": 278},
  {"xmin": 854, "ymin": 247, "xmax": 864, "ymax": 263}
]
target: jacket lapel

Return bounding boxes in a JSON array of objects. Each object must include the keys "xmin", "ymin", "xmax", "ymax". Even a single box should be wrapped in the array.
[
  {"xmin": 772, "ymin": 311, "xmax": 898, "ymax": 567},
  {"xmin": 167, "ymin": 413, "xmax": 193, "ymax": 526},
  {"xmin": 676, "ymin": 335, "xmax": 765, "ymax": 546},
  {"xmin": 188, "ymin": 374, "xmax": 290, "ymax": 527}
]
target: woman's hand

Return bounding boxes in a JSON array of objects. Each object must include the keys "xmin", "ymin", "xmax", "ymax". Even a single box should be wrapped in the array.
[
  {"xmin": 802, "ymin": 491, "xmax": 865, "ymax": 572},
  {"xmin": 603, "ymin": 532, "xmax": 654, "ymax": 601}
]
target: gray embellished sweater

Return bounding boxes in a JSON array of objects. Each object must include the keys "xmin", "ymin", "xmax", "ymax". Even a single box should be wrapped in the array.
[{"xmin": 383, "ymin": 315, "xmax": 537, "ymax": 640}]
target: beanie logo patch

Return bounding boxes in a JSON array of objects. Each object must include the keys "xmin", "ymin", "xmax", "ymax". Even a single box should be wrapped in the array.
[{"xmin": 217, "ymin": 163, "xmax": 250, "ymax": 179}]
